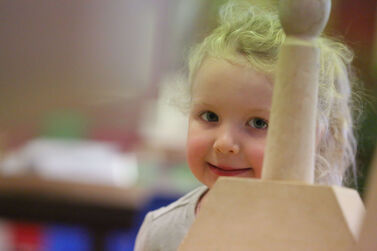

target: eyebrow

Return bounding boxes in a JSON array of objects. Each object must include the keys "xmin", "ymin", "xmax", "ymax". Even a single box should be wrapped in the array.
[
  {"xmin": 191, "ymin": 101, "xmax": 212, "ymax": 107},
  {"xmin": 192, "ymin": 101, "xmax": 270, "ymax": 113},
  {"xmin": 246, "ymin": 108, "xmax": 270, "ymax": 113},
  {"xmin": 190, "ymin": 101, "xmax": 216, "ymax": 112}
]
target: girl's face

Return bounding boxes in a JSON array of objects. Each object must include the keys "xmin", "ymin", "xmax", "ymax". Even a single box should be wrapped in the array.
[{"xmin": 187, "ymin": 57, "xmax": 273, "ymax": 189}]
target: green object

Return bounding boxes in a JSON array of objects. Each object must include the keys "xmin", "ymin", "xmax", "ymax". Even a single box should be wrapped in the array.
[
  {"xmin": 40, "ymin": 110, "xmax": 88, "ymax": 139},
  {"xmin": 170, "ymin": 163, "xmax": 201, "ymax": 193}
]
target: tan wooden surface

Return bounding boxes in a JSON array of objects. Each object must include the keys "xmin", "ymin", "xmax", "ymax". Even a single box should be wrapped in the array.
[
  {"xmin": 0, "ymin": 175, "xmax": 147, "ymax": 209},
  {"xmin": 179, "ymin": 177, "xmax": 365, "ymax": 251}
]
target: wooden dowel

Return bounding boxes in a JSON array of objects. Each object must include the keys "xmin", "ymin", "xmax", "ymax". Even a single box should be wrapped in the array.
[{"xmin": 262, "ymin": 0, "xmax": 331, "ymax": 183}]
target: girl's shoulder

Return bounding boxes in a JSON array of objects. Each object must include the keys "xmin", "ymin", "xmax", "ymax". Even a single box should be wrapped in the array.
[
  {"xmin": 150, "ymin": 186, "xmax": 208, "ymax": 221},
  {"xmin": 134, "ymin": 186, "xmax": 208, "ymax": 251}
]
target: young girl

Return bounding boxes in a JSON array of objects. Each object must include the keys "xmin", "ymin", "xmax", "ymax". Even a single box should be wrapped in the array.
[{"xmin": 135, "ymin": 1, "xmax": 361, "ymax": 250}]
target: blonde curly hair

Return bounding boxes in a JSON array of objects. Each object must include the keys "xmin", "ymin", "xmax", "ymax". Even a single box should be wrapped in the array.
[{"xmin": 186, "ymin": 1, "xmax": 361, "ymax": 186}]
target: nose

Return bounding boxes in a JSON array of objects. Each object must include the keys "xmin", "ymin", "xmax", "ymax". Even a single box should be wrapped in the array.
[{"xmin": 213, "ymin": 130, "xmax": 240, "ymax": 154}]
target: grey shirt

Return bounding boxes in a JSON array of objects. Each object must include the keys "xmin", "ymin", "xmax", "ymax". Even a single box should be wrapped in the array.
[{"xmin": 134, "ymin": 186, "xmax": 208, "ymax": 251}]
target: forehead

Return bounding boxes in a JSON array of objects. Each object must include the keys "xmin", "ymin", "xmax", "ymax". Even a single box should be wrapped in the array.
[{"xmin": 192, "ymin": 57, "xmax": 273, "ymax": 109}]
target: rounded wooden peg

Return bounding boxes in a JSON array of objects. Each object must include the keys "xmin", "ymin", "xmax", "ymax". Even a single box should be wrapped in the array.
[
  {"xmin": 262, "ymin": 0, "xmax": 332, "ymax": 183},
  {"xmin": 279, "ymin": 0, "xmax": 331, "ymax": 39}
]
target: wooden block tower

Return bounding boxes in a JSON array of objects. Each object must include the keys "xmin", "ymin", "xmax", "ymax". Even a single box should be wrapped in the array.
[{"xmin": 179, "ymin": 0, "xmax": 372, "ymax": 250}]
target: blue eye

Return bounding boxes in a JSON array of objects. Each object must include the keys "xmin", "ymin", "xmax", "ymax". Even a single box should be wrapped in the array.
[
  {"xmin": 200, "ymin": 111, "xmax": 219, "ymax": 122},
  {"xmin": 248, "ymin": 118, "xmax": 268, "ymax": 129}
]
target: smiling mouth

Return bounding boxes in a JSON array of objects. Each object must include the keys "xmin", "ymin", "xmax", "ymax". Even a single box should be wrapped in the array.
[{"xmin": 207, "ymin": 162, "xmax": 253, "ymax": 176}]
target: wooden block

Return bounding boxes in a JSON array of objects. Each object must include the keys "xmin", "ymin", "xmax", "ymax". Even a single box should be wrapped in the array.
[{"xmin": 179, "ymin": 177, "xmax": 365, "ymax": 251}]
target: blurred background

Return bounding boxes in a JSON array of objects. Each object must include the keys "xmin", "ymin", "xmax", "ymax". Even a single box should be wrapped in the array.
[{"xmin": 0, "ymin": 0, "xmax": 376, "ymax": 250}]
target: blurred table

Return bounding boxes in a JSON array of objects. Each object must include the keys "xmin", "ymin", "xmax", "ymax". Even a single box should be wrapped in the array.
[{"xmin": 0, "ymin": 175, "xmax": 147, "ymax": 250}]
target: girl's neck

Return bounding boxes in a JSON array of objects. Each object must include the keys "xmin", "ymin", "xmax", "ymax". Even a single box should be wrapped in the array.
[{"xmin": 195, "ymin": 188, "xmax": 209, "ymax": 215}]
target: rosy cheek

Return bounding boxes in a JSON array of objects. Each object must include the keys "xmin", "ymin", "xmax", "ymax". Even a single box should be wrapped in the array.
[{"xmin": 186, "ymin": 134, "xmax": 206, "ymax": 164}]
